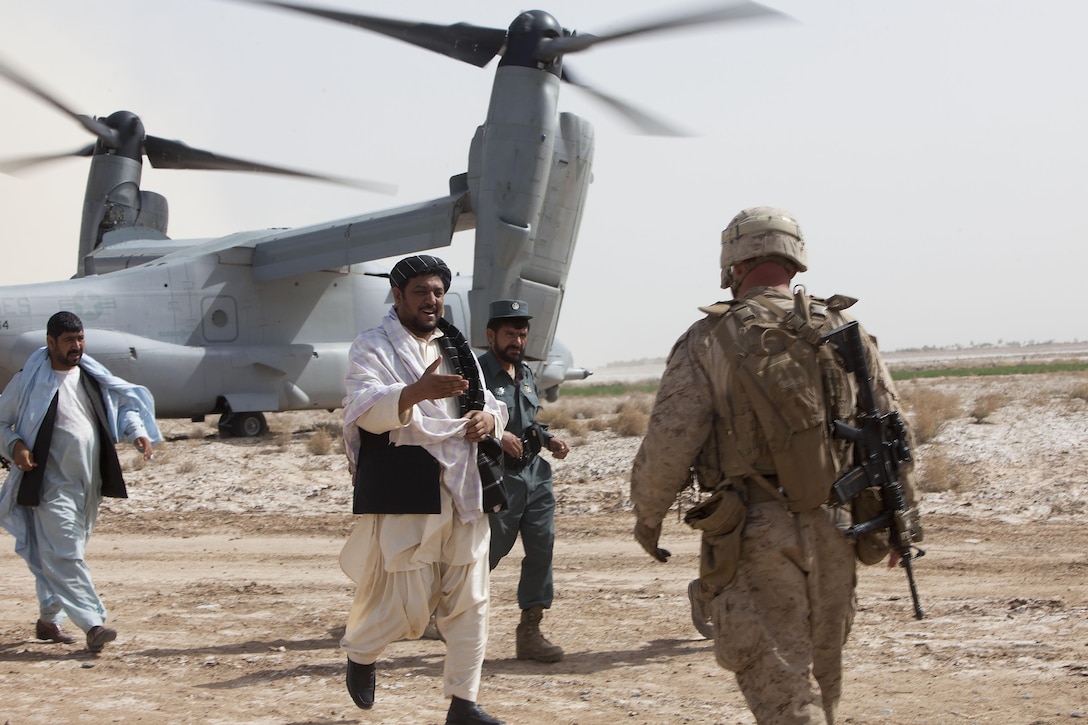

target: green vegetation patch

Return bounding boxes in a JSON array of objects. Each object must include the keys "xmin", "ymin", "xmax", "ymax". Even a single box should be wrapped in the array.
[
  {"xmin": 561, "ymin": 380, "xmax": 661, "ymax": 397},
  {"xmin": 892, "ymin": 361, "xmax": 1088, "ymax": 380},
  {"xmin": 559, "ymin": 362, "xmax": 1088, "ymax": 394}
]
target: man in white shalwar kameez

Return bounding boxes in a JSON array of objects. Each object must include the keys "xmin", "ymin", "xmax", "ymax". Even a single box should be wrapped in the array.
[
  {"xmin": 0, "ymin": 311, "xmax": 160, "ymax": 653},
  {"xmin": 340, "ymin": 255, "xmax": 508, "ymax": 725}
]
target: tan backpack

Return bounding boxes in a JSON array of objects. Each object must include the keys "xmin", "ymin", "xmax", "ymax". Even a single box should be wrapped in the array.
[{"xmin": 712, "ymin": 288, "xmax": 857, "ymax": 512}]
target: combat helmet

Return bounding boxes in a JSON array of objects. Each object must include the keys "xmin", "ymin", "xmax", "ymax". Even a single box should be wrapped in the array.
[{"xmin": 720, "ymin": 206, "xmax": 807, "ymax": 293}]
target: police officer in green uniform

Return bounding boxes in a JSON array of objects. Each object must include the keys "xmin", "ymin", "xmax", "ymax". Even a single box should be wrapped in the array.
[{"xmin": 478, "ymin": 300, "xmax": 570, "ymax": 663}]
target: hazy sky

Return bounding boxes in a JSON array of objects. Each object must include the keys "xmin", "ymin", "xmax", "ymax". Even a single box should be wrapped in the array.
[{"xmin": 1, "ymin": 1, "xmax": 1084, "ymax": 369}]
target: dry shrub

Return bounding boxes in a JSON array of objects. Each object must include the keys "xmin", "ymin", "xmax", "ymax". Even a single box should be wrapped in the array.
[
  {"xmin": 900, "ymin": 385, "xmax": 960, "ymax": 444},
  {"xmin": 306, "ymin": 419, "xmax": 345, "ymax": 454},
  {"xmin": 537, "ymin": 408, "xmax": 577, "ymax": 431},
  {"xmin": 917, "ymin": 450, "xmax": 971, "ymax": 494},
  {"xmin": 537, "ymin": 406, "xmax": 589, "ymax": 435},
  {"xmin": 308, "ymin": 429, "xmax": 332, "ymax": 456},
  {"xmin": 614, "ymin": 392, "xmax": 654, "ymax": 415},
  {"xmin": 123, "ymin": 454, "xmax": 147, "ymax": 473},
  {"xmin": 1070, "ymin": 381, "xmax": 1088, "ymax": 402},
  {"xmin": 573, "ymin": 397, "xmax": 617, "ymax": 419},
  {"xmin": 969, "ymin": 392, "xmax": 1009, "ymax": 423},
  {"xmin": 612, "ymin": 407, "xmax": 649, "ymax": 437},
  {"xmin": 176, "ymin": 459, "xmax": 197, "ymax": 475},
  {"xmin": 148, "ymin": 448, "xmax": 171, "ymax": 465},
  {"xmin": 565, "ymin": 418, "xmax": 589, "ymax": 437},
  {"xmin": 584, "ymin": 417, "xmax": 611, "ymax": 432},
  {"xmin": 540, "ymin": 396, "xmax": 613, "ymax": 423},
  {"xmin": 1027, "ymin": 391, "xmax": 1054, "ymax": 408},
  {"xmin": 274, "ymin": 430, "xmax": 292, "ymax": 450},
  {"xmin": 315, "ymin": 420, "xmax": 343, "ymax": 437}
]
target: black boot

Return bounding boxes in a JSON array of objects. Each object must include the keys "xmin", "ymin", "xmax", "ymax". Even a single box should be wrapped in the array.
[
  {"xmin": 346, "ymin": 657, "xmax": 376, "ymax": 709},
  {"xmin": 445, "ymin": 695, "xmax": 505, "ymax": 725}
]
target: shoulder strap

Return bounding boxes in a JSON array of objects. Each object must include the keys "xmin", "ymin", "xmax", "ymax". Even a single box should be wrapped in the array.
[{"xmin": 751, "ymin": 290, "xmax": 828, "ymax": 346}]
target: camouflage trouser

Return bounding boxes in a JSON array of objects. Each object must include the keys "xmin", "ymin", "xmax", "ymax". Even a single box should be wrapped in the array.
[{"xmin": 710, "ymin": 502, "xmax": 856, "ymax": 725}]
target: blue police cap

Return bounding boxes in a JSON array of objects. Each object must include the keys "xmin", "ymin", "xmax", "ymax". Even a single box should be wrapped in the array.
[{"xmin": 487, "ymin": 299, "xmax": 532, "ymax": 321}]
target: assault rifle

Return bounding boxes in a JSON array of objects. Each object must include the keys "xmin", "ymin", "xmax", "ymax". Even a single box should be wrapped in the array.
[{"xmin": 822, "ymin": 321, "xmax": 925, "ymax": 620}]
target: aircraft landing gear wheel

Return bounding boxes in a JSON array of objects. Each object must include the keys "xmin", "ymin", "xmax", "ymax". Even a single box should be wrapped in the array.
[{"xmin": 218, "ymin": 411, "xmax": 268, "ymax": 438}]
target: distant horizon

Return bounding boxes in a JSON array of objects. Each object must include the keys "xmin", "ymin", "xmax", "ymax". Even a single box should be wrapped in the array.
[{"xmin": 595, "ymin": 338, "xmax": 1088, "ymax": 370}]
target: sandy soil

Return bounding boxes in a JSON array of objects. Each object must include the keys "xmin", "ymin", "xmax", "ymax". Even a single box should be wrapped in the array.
[{"xmin": 1, "ymin": 367, "xmax": 1086, "ymax": 725}]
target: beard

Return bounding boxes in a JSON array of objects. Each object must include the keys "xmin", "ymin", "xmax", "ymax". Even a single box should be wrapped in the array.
[
  {"xmin": 495, "ymin": 344, "xmax": 524, "ymax": 366},
  {"xmin": 49, "ymin": 348, "xmax": 81, "ymax": 369},
  {"xmin": 398, "ymin": 305, "xmax": 441, "ymax": 337}
]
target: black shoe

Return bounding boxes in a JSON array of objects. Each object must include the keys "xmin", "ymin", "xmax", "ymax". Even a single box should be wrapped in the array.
[
  {"xmin": 346, "ymin": 658, "xmax": 375, "ymax": 710},
  {"xmin": 446, "ymin": 695, "xmax": 505, "ymax": 725},
  {"xmin": 36, "ymin": 619, "xmax": 77, "ymax": 644},
  {"xmin": 86, "ymin": 625, "xmax": 117, "ymax": 653}
]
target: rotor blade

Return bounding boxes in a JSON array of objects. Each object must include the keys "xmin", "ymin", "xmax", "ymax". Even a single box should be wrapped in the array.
[
  {"xmin": 561, "ymin": 67, "xmax": 688, "ymax": 137},
  {"xmin": 143, "ymin": 136, "xmax": 397, "ymax": 194},
  {"xmin": 0, "ymin": 57, "xmax": 120, "ymax": 146},
  {"xmin": 541, "ymin": 1, "xmax": 790, "ymax": 59},
  {"xmin": 251, "ymin": 1, "xmax": 507, "ymax": 67},
  {"xmin": 0, "ymin": 145, "xmax": 96, "ymax": 175}
]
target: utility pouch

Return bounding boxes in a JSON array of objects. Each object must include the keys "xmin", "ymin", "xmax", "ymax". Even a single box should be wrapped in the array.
[
  {"xmin": 851, "ymin": 485, "xmax": 891, "ymax": 564},
  {"xmin": 734, "ymin": 346, "xmax": 840, "ymax": 513},
  {"xmin": 524, "ymin": 424, "xmax": 543, "ymax": 457},
  {"xmin": 508, "ymin": 424, "xmax": 545, "ymax": 469},
  {"xmin": 765, "ymin": 423, "xmax": 839, "ymax": 512},
  {"xmin": 684, "ymin": 489, "xmax": 747, "ymax": 590}
]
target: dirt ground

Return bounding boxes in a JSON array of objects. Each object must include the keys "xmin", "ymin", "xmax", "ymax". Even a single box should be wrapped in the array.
[{"xmin": 1, "ymin": 366, "xmax": 1086, "ymax": 724}]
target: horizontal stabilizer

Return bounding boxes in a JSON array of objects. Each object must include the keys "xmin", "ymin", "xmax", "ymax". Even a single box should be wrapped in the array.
[{"xmin": 252, "ymin": 192, "xmax": 469, "ymax": 281}]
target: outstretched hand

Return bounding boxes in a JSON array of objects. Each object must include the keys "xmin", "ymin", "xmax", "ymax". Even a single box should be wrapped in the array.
[
  {"xmin": 419, "ymin": 358, "xmax": 470, "ymax": 400},
  {"xmin": 401, "ymin": 358, "xmax": 469, "ymax": 412}
]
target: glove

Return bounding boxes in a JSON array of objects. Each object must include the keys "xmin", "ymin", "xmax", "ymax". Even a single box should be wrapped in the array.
[{"xmin": 633, "ymin": 521, "xmax": 671, "ymax": 563}]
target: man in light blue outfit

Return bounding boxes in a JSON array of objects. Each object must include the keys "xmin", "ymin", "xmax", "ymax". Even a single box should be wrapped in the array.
[{"xmin": 0, "ymin": 311, "xmax": 160, "ymax": 653}]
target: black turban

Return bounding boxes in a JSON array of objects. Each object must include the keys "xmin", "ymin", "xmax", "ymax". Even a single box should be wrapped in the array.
[{"xmin": 389, "ymin": 254, "xmax": 452, "ymax": 291}]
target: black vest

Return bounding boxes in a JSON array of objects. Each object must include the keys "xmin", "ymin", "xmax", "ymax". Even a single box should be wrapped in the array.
[
  {"xmin": 352, "ymin": 429, "xmax": 441, "ymax": 514},
  {"xmin": 17, "ymin": 368, "xmax": 126, "ymax": 507}
]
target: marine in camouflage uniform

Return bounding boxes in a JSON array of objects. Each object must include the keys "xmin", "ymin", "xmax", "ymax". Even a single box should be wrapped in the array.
[
  {"xmin": 478, "ymin": 300, "xmax": 570, "ymax": 663},
  {"xmin": 630, "ymin": 207, "xmax": 922, "ymax": 725}
]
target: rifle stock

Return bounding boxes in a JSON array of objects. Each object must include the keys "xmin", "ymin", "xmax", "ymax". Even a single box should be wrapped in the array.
[{"xmin": 823, "ymin": 321, "xmax": 925, "ymax": 620}]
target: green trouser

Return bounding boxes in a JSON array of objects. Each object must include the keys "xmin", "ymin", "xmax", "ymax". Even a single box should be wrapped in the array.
[{"xmin": 487, "ymin": 457, "xmax": 555, "ymax": 610}]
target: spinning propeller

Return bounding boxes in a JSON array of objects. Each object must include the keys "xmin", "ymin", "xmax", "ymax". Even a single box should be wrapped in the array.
[
  {"xmin": 0, "ymin": 58, "xmax": 396, "ymax": 194},
  {"xmin": 251, "ymin": 1, "xmax": 790, "ymax": 136}
]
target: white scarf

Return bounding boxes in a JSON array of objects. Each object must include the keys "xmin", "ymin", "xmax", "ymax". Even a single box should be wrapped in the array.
[{"xmin": 342, "ymin": 307, "xmax": 506, "ymax": 521}]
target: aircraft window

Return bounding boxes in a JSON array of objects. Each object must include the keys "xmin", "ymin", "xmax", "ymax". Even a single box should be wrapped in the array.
[{"xmin": 202, "ymin": 296, "xmax": 239, "ymax": 343}]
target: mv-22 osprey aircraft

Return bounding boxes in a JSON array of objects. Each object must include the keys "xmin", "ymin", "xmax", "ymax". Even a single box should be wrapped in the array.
[{"xmin": 0, "ymin": 1, "xmax": 783, "ymax": 436}]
